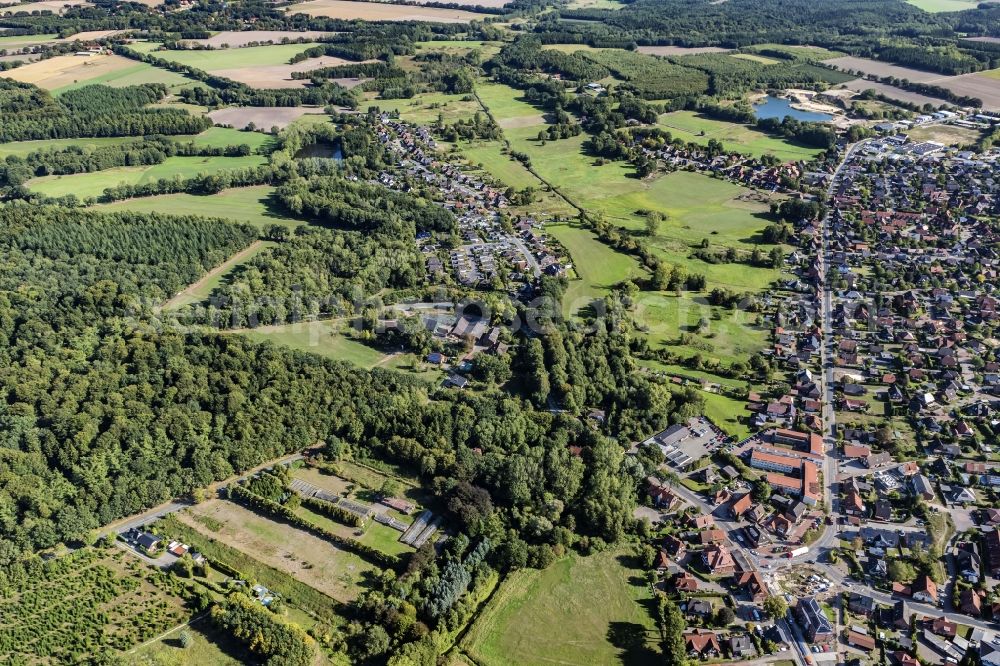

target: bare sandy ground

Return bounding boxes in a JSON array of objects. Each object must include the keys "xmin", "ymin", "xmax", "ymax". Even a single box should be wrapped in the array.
[
  {"xmin": 2, "ymin": 53, "xmax": 135, "ymax": 90},
  {"xmin": 214, "ymin": 54, "xmax": 373, "ymax": 89},
  {"xmin": 208, "ymin": 105, "xmax": 326, "ymax": 130},
  {"xmin": 637, "ymin": 45, "xmax": 731, "ymax": 56},
  {"xmin": 284, "ymin": 0, "xmax": 489, "ymax": 23},
  {"xmin": 0, "ymin": 0, "xmax": 90, "ymax": 13},
  {"xmin": 178, "ymin": 30, "xmax": 337, "ymax": 49}
]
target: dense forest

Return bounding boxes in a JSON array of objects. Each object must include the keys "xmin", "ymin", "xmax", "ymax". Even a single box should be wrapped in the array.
[{"xmin": 0, "ymin": 81, "xmax": 210, "ymax": 142}]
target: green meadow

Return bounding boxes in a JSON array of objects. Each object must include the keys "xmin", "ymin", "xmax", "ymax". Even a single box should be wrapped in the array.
[
  {"xmin": 546, "ymin": 222, "xmax": 647, "ymax": 312},
  {"xmin": 129, "ymin": 42, "xmax": 321, "ymax": 70},
  {"xmin": 96, "ymin": 186, "xmax": 301, "ymax": 230},
  {"xmin": 27, "ymin": 154, "xmax": 268, "ymax": 198},
  {"xmin": 0, "ymin": 127, "xmax": 272, "ymax": 159},
  {"xmin": 462, "ymin": 548, "xmax": 660, "ymax": 666},
  {"xmin": 658, "ymin": 110, "xmax": 825, "ymax": 162},
  {"xmin": 367, "ymin": 90, "xmax": 480, "ymax": 124}
]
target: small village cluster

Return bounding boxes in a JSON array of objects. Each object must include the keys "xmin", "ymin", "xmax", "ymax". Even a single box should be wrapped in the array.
[{"xmin": 374, "ymin": 116, "xmax": 567, "ymax": 293}]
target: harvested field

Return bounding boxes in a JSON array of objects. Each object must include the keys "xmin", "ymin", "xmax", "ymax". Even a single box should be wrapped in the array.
[
  {"xmin": 2, "ymin": 53, "xmax": 137, "ymax": 90},
  {"xmin": 58, "ymin": 29, "xmax": 125, "ymax": 41},
  {"xmin": 822, "ymin": 55, "xmax": 941, "ymax": 83},
  {"xmin": 214, "ymin": 54, "xmax": 374, "ymax": 88},
  {"xmin": 938, "ymin": 72, "xmax": 1000, "ymax": 109},
  {"xmin": 0, "ymin": 32, "xmax": 57, "ymax": 49},
  {"xmin": 399, "ymin": 0, "xmax": 511, "ymax": 5},
  {"xmin": 840, "ymin": 79, "xmax": 950, "ymax": 107},
  {"xmin": 0, "ymin": 0, "xmax": 90, "ymax": 13},
  {"xmin": 178, "ymin": 30, "xmax": 336, "ymax": 48},
  {"xmin": 178, "ymin": 500, "xmax": 381, "ymax": 603},
  {"xmin": 637, "ymin": 45, "xmax": 730, "ymax": 56},
  {"xmin": 965, "ymin": 36, "xmax": 1000, "ymax": 44},
  {"xmin": 284, "ymin": 0, "xmax": 490, "ymax": 22},
  {"xmin": 0, "ymin": 53, "xmax": 41, "ymax": 63},
  {"xmin": 208, "ymin": 105, "xmax": 326, "ymax": 129}
]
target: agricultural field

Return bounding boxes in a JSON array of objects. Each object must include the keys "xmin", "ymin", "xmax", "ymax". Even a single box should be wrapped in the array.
[
  {"xmin": 905, "ymin": 0, "xmax": 982, "ymax": 11},
  {"xmin": 53, "ymin": 60, "xmax": 200, "ymax": 94},
  {"xmin": 462, "ymin": 548, "xmax": 660, "ymax": 666},
  {"xmin": 840, "ymin": 79, "xmax": 949, "ymax": 107},
  {"xmin": 822, "ymin": 56, "xmax": 943, "ymax": 82},
  {"xmin": 743, "ymin": 44, "xmax": 844, "ymax": 60},
  {"xmin": 177, "ymin": 30, "xmax": 336, "ymax": 49},
  {"xmin": 2, "ymin": 54, "xmax": 146, "ymax": 91},
  {"xmin": 176, "ymin": 499, "xmax": 381, "ymax": 603},
  {"xmin": 218, "ymin": 55, "xmax": 373, "ymax": 89},
  {"xmin": 0, "ymin": 32, "xmax": 57, "ymax": 49},
  {"xmin": 0, "ymin": 127, "xmax": 269, "ymax": 159},
  {"xmin": 137, "ymin": 42, "xmax": 322, "ymax": 70},
  {"xmin": 283, "ymin": 0, "xmax": 490, "ymax": 22},
  {"xmin": 636, "ymin": 45, "xmax": 730, "ymax": 56},
  {"xmin": 657, "ymin": 109, "xmax": 825, "ymax": 162},
  {"xmin": 0, "ymin": 546, "xmax": 193, "ymax": 663},
  {"xmin": 0, "ymin": 0, "xmax": 89, "ymax": 13},
  {"xmin": 208, "ymin": 106, "xmax": 327, "ymax": 130},
  {"xmin": 731, "ymin": 52, "xmax": 781, "ymax": 65},
  {"xmin": 25, "ymin": 154, "xmax": 268, "ymax": 199},
  {"xmin": 825, "ymin": 55, "xmax": 1000, "ymax": 107},
  {"xmin": 97, "ymin": 186, "xmax": 298, "ymax": 230}
]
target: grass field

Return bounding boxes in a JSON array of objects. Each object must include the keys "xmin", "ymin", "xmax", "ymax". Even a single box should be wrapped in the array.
[
  {"xmin": 367, "ymin": 90, "xmax": 480, "ymax": 124},
  {"xmin": 27, "ymin": 154, "xmax": 267, "ymax": 198},
  {"xmin": 97, "ymin": 186, "xmax": 299, "ymax": 230},
  {"xmin": 546, "ymin": 222, "xmax": 646, "ymax": 312},
  {"xmin": 237, "ymin": 320, "xmax": 391, "ymax": 369},
  {"xmin": 731, "ymin": 53, "xmax": 781, "ymax": 65},
  {"xmin": 905, "ymin": 0, "xmax": 982, "ymax": 11},
  {"xmin": 135, "ymin": 42, "xmax": 321, "ymax": 71},
  {"xmin": 178, "ymin": 500, "xmax": 380, "ymax": 603},
  {"xmin": 658, "ymin": 110, "xmax": 825, "ymax": 162},
  {"xmin": 462, "ymin": 548, "xmax": 660, "ymax": 666},
  {"xmin": 699, "ymin": 390, "xmax": 752, "ymax": 440},
  {"xmin": 131, "ymin": 618, "xmax": 244, "ymax": 666},
  {"xmin": 905, "ymin": 123, "xmax": 983, "ymax": 145},
  {"xmin": 633, "ymin": 291, "xmax": 769, "ymax": 365}
]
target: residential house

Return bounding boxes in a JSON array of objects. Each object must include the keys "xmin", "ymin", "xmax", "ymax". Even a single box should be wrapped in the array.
[
  {"xmin": 684, "ymin": 629, "xmax": 721, "ymax": 658},
  {"xmin": 912, "ymin": 575, "xmax": 938, "ymax": 605},
  {"xmin": 795, "ymin": 597, "xmax": 834, "ymax": 644},
  {"xmin": 702, "ymin": 544, "xmax": 736, "ymax": 576},
  {"xmin": 727, "ymin": 634, "xmax": 756, "ymax": 659},
  {"xmin": 848, "ymin": 592, "xmax": 877, "ymax": 618}
]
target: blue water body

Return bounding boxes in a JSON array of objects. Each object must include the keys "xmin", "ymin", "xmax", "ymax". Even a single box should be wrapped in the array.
[{"xmin": 753, "ymin": 95, "xmax": 833, "ymax": 123}]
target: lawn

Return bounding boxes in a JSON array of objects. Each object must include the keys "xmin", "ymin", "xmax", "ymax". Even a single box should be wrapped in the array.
[
  {"xmin": 658, "ymin": 110, "xmax": 825, "ymax": 162},
  {"xmin": 134, "ymin": 42, "xmax": 321, "ymax": 70},
  {"xmin": 26, "ymin": 154, "xmax": 268, "ymax": 198},
  {"xmin": 462, "ymin": 548, "xmax": 660, "ymax": 666},
  {"xmin": 96, "ymin": 186, "xmax": 301, "ymax": 230}
]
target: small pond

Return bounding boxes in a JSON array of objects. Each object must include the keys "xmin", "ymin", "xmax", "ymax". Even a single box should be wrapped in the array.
[{"xmin": 294, "ymin": 141, "xmax": 343, "ymax": 161}]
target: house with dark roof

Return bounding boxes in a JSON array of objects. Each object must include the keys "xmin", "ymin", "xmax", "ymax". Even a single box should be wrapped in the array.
[
  {"xmin": 727, "ymin": 634, "xmax": 756, "ymax": 659},
  {"xmin": 795, "ymin": 597, "xmax": 833, "ymax": 644},
  {"xmin": 683, "ymin": 629, "xmax": 721, "ymax": 658},
  {"xmin": 848, "ymin": 592, "xmax": 876, "ymax": 617}
]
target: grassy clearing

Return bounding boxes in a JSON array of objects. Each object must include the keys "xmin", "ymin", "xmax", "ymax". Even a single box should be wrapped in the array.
[
  {"xmin": 96, "ymin": 186, "xmax": 301, "ymax": 230},
  {"xmin": 190, "ymin": 126, "xmax": 277, "ymax": 152},
  {"xmin": 462, "ymin": 547, "xmax": 660, "ymax": 666},
  {"xmin": 744, "ymin": 44, "xmax": 845, "ymax": 60},
  {"xmin": 0, "ymin": 128, "xmax": 269, "ymax": 159},
  {"xmin": 458, "ymin": 140, "xmax": 540, "ymax": 190},
  {"xmin": 905, "ymin": 123, "xmax": 984, "ymax": 145},
  {"xmin": 135, "ymin": 42, "xmax": 320, "ymax": 70},
  {"xmin": 27, "ymin": 154, "xmax": 267, "ymax": 198},
  {"xmin": 130, "ymin": 618, "xmax": 244, "ymax": 666},
  {"xmin": 658, "ymin": 110, "xmax": 824, "ymax": 162},
  {"xmin": 237, "ymin": 320, "xmax": 390, "ymax": 369}
]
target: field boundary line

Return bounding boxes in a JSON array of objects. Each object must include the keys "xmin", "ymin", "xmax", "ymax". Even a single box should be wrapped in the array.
[{"xmin": 127, "ymin": 610, "xmax": 211, "ymax": 654}]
